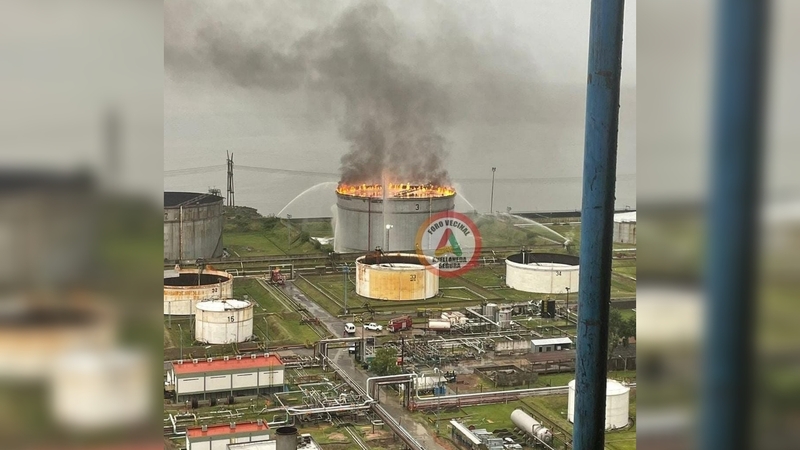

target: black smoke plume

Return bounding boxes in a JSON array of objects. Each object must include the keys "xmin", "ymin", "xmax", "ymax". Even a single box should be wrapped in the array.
[{"xmin": 166, "ymin": 1, "xmax": 451, "ymax": 185}]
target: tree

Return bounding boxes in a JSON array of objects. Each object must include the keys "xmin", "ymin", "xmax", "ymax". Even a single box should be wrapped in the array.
[
  {"xmin": 370, "ymin": 347, "xmax": 401, "ymax": 376},
  {"xmin": 607, "ymin": 309, "xmax": 624, "ymax": 357},
  {"xmin": 620, "ymin": 315, "xmax": 636, "ymax": 346}
]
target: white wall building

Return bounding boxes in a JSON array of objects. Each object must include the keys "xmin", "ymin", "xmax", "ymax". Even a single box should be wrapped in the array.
[{"xmin": 167, "ymin": 354, "xmax": 285, "ymax": 403}]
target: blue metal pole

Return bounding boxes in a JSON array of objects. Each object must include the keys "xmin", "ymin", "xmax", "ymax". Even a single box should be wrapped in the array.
[
  {"xmin": 573, "ymin": 1, "xmax": 625, "ymax": 449},
  {"xmin": 703, "ymin": 1, "xmax": 767, "ymax": 449}
]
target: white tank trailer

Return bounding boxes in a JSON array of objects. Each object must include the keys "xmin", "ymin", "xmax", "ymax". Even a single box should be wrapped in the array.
[
  {"xmin": 194, "ymin": 299, "xmax": 254, "ymax": 344},
  {"xmin": 511, "ymin": 409, "xmax": 553, "ymax": 444},
  {"xmin": 427, "ymin": 319, "xmax": 451, "ymax": 331}
]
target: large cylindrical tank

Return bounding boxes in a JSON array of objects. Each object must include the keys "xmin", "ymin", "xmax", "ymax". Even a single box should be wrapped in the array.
[
  {"xmin": 334, "ymin": 185, "xmax": 455, "ymax": 253},
  {"xmin": 498, "ymin": 308, "xmax": 513, "ymax": 329},
  {"xmin": 164, "ymin": 192, "xmax": 224, "ymax": 262},
  {"xmin": 511, "ymin": 409, "xmax": 553, "ymax": 444},
  {"xmin": 194, "ymin": 299, "xmax": 254, "ymax": 344},
  {"xmin": 355, "ymin": 253, "xmax": 439, "ymax": 300},
  {"xmin": 505, "ymin": 252, "xmax": 580, "ymax": 294},
  {"xmin": 483, "ymin": 303, "xmax": 498, "ymax": 321},
  {"xmin": 568, "ymin": 379, "xmax": 631, "ymax": 430},
  {"xmin": 164, "ymin": 267, "xmax": 233, "ymax": 315},
  {"xmin": 275, "ymin": 426, "xmax": 298, "ymax": 450},
  {"xmin": 613, "ymin": 211, "xmax": 637, "ymax": 244}
]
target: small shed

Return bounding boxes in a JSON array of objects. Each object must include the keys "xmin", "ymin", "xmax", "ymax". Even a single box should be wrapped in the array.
[{"xmin": 531, "ymin": 337, "xmax": 573, "ymax": 353}]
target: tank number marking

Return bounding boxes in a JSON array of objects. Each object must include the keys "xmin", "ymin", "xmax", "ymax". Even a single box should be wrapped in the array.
[
  {"xmin": 415, "ymin": 204, "xmax": 419, "ymax": 210},
  {"xmin": 410, "ymin": 275, "xmax": 417, "ymax": 281},
  {"xmin": 229, "ymin": 316, "xmax": 235, "ymax": 322},
  {"xmin": 212, "ymin": 287, "xmax": 218, "ymax": 293},
  {"xmin": 556, "ymin": 271, "xmax": 562, "ymax": 276}
]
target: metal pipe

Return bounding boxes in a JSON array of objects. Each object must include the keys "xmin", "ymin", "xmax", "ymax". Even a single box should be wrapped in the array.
[
  {"xmin": 573, "ymin": 1, "xmax": 625, "ymax": 449},
  {"xmin": 702, "ymin": 2, "xmax": 766, "ymax": 450}
]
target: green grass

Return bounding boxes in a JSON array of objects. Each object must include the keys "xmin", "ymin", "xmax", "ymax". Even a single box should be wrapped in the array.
[
  {"xmin": 294, "ymin": 276, "xmax": 344, "ymax": 316},
  {"xmin": 618, "ymin": 309, "xmax": 636, "ymax": 321},
  {"xmin": 234, "ymin": 278, "xmax": 290, "ymax": 314}
]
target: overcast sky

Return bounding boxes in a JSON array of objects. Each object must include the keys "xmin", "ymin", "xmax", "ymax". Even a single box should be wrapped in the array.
[{"xmin": 165, "ymin": 0, "xmax": 637, "ymax": 216}]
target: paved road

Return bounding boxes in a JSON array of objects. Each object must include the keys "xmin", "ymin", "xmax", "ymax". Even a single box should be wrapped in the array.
[{"xmin": 284, "ymin": 281, "xmax": 448, "ymax": 450}]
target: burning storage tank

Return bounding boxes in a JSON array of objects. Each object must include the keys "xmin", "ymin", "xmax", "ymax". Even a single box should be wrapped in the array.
[
  {"xmin": 568, "ymin": 379, "xmax": 631, "ymax": 430},
  {"xmin": 194, "ymin": 299, "xmax": 254, "ymax": 344},
  {"xmin": 335, "ymin": 183, "xmax": 456, "ymax": 253},
  {"xmin": 164, "ymin": 267, "xmax": 233, "ymax": 315},
  {"xmin": 505, "ymin": 251, "xmax": 580, "ymax": 295},
  {"xmin": 164, "ymin": 191, "xmax": 224, "ymax": 262},
  {"xmin": 356, "ymin": 253, "xmax": 439, "ymax": 300}
]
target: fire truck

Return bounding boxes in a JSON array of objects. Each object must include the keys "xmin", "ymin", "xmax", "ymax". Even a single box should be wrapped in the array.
[{"xmin": 387, "ymin": 315, "xmax": 413, "ymax": 333}]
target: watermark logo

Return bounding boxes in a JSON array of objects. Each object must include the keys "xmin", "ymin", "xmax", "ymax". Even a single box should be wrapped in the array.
[{"xmin": 415, "ymin": 211, "xmax": 482, "ymax": 277}]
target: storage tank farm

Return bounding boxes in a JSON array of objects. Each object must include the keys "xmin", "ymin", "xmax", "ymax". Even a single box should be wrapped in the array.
[{"xmin": 334, "ymin": 182, "xmax": 456, "ymax": 253}]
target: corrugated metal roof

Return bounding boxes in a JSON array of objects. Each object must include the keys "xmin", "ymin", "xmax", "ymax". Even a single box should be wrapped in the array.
[
  {"xmin": 172, "ymin": 354, "xmax": 283, "ymax": 375},
  {"xmin": 531, "ymin": 337, "xmax": 573, "ymax": 346}
]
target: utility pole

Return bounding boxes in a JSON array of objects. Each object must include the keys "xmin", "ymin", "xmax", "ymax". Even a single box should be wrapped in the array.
[
  {"xmin": 286, "ymin": 214, "xmax": 292, "ymax": 249},
  {"xmin": 178, "ymin": 323, "xmax": 183, "ymax": 360},
  {"xmin": 226, "ymin": 151, "xmax": 235, "ymax": 207},
  {"xmin": 342, "ymin": 264, "xmax": 349, "ymax": 314},
  {"xmin": 264, "ymin": 316, "xmax": 269, "ymax": 350},
  {"xmin": 490, "ymin": 167, "xmax": 496, "ymax": 214}
]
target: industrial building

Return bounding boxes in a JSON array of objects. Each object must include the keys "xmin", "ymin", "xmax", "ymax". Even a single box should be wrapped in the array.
[
  {"xmin": 334, "ymin": 183, "xmax": 455, "ymax": 252},
  {"xmin": 194, "ymin": 299, "xmax": 254, "ymax": 344},
  {"xmin": 612, "ymin": 211, "xmax": 637, "ymax": 244},
  {"xmin": 185, "ymin": 421, "xmax": 271, "ymax": 450},
  {"xmin": 531, "ymin": 337, "xmax": 573, "ymax": 353},
  {"xmin": 164, "ymin": 191, "xmax": 224, "ymax": 262},
  {"xmin": 164, "ymin": 266, "xmax": 233, "ymax": 316},
  {"xmin": 505, "ymin": 251, "xmax": 580, "ymax": 294},
  {"xmin": 355, "ymin": 253, "xmax": 439, "ymax": 300},
  {"xmin": 166, "ymin": 354, "xmax": 285, "ymax": 403}
]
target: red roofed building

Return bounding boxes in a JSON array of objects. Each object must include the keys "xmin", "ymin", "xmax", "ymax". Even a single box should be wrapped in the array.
[
  {"xmin": 185, "ymin": 420, "xmax": 271, "ymax": 450},
  {"xmin": 166, "ymin": 353, "xmax": 285, "ymax": 404}
]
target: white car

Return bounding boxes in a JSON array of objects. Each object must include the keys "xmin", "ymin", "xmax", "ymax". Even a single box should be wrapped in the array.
[{"xmin": 364, "ymin": 322, "xmax": 383, "ymax": 332}]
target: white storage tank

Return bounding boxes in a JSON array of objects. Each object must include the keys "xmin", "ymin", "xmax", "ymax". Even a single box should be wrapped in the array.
[
  {"xmin": 505, "ymin": 252, "xmax": 579, "ymax": 295},
  {"xmin": 194, "ymin": 299, "xmax": 254, "ymax": 344},
  {"xmin": 355, "ymin": 253, "xmax": 439, "ymax": 300},
  {"xmin": 568, "ymin": 379, "xmax": 631, "ymax": 430},
  {"xmin": 613, "ymin": 211, "xmax": 636, "ymax": 244}
]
